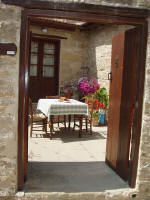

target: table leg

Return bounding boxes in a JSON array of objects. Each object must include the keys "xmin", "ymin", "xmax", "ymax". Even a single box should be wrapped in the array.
[
  {"xmin": 68, "ymin": 115, "xmax": 71, "ymax": 130},
  {"xmin": 79, "ymin": 115, "xmax": 83, "ymax": 138},
  {"xmin": 49, "ymin": 115, "xmax": 53, "ymax": 140}
]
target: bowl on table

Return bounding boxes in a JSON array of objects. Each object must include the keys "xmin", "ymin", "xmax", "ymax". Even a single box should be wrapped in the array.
[{"xmin": 59, "ymin": 97, "xmax": 70, "ymax": 102}]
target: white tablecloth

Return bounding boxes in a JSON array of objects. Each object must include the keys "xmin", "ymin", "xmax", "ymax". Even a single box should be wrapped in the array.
[{"xmin": 37, "ymin": 99, "xmax": 88, "ymax": 120}]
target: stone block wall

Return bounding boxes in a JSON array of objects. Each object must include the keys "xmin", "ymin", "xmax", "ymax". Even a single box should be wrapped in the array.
[
  {"xmin": 19, "ymin": 0, "xmax": 150, "ymax": 9},
  {"xmin": 87, "ymin": 25, "xmax": 133, "ymax": 91},
  {"xmin": 136, "ymin": 18, "xmax": 150, "ymax": 200},
  {"xmin": 0, "ymin": 3, "xmax": 21, "ymax": 196},
  {"xmin": 30, "ymin": 24, "xmax": 134, "ymax": 93}
]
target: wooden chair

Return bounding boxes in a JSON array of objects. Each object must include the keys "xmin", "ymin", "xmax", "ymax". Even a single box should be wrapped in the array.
[
  {"xmin": 73, "ymin": 98, "xmax": 94, "ymax": 134},
  {"xmin": 45, "ymin": 96, "xmax": 67, "ymax": 137},
  {"xmin": 28, "ymin": 98, "xmax": 47, "ymax": 137}
]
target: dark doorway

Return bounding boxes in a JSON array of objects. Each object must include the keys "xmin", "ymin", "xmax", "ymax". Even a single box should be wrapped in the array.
[{"xmin": 29, "ymin": 36, "xmax": 60, "ymax": 102}]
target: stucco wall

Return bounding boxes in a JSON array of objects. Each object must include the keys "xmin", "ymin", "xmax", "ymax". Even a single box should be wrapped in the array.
[
  {"xmin": 30, "ymin": 25, "xmax": 87, "ymax": 93},
  {"xmin": 0, "ymin": 0, "xmax": 150, "ymax": 199}
]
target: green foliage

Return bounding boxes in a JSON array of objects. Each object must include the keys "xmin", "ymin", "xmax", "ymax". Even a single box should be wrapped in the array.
[
  {"xmin": 94, "ymin": 87, "xmax": 109, "ymax": 109},
  {"xmin": 82, "ymin": 94, "xmax": 94, "ymax": 101},
  {"xmin": 92, "ymin": 110, "xmax": 99, "ymax": 119}
]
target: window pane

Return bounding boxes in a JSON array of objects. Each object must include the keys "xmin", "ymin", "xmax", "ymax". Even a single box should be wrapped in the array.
[
  {"xmin": 30, "ymin": 65, "xmax": 37, "ymax": 76},
  {"xmin": 43, "ymin": 55, "xmax": 54, "ymax": 65},
  {"xmin": 44, "ymin": 43, "xmax": 55, "ymax": 54},
  {"xmin": 31, "ymin": 41, "xmax": 38, "ymax": 53},
  {"xmin": 31, "ymin": 54, "xmax": 37, "ymax": 65},
  {"xmin": 43, "ymin": 66, "xmax": 54, "ymax": 77}
]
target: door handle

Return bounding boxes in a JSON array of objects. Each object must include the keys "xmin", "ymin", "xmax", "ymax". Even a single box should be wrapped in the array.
[{"xmin": 108, "ymin": 72, "xmax": 112, "ymax": 81}]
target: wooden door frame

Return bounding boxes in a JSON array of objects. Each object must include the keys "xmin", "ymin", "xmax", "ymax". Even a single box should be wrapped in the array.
[
  {"xmin": 14, "ymin": 3, "xmax": 148, "ymax": 190},
  {"xmin": 29, "ymin": 34, "xmax": 60, "ymax": 101}
]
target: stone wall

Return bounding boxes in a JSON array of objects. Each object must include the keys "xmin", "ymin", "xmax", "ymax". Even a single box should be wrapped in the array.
[
  {"xmin": 0, "ymin": 3, "xmax": 22, "ymax": 196},
  {"xmin": 136, "ymin": 18, "xmax": 150, "ymax": 200},
  {"xmin": 87, "ymin": 25, "xmax": 133, "ymax": 91},
  {"xmin": 30, "ymin": 25, "xmax": 87, "ymax": 93},
  {"xmin": 11, "ymin": 0, "xmax": 150, "ymax": 9},
  {"xmin": 30, "ymin": 24, "xmax": 133, "ymax": 93}
]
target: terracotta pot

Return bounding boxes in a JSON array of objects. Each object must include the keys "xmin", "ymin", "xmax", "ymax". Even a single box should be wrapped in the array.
[
  {"xmin": 64, "ymin": 90, "xmax": 72, "ymax": 98},
  {"xmin": 92, "ymin": 118, "xmax": 99, "ymax": 126}
]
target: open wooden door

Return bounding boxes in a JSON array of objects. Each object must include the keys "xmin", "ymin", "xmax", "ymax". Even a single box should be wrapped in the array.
[{"xmin": 106, "ymin": 27, "xmax": 138, "ymax": 181}]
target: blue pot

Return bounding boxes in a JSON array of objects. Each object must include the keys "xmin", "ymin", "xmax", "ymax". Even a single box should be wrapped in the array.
[{"xmin": 98, "ymin": 112, "xmax": 107, "ymax": 125}]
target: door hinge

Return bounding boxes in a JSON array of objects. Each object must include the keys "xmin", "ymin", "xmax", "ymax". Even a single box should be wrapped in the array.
[{"xmin": 108, "ymin": 72, "xmax": 112, "ymax": 81}]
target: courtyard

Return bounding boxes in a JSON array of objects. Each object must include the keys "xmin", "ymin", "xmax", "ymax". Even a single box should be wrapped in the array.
[{"xmin": 25, "ymin": 123, "xmax": 129, "ymax": 193}]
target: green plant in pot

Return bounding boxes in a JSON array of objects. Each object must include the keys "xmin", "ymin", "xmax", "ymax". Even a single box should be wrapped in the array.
[
  {"xmin": 83, "ymin": 95, "xmax": 105, "ymax": 126},
  {"xmin": 94, "ymin": 87, "xmax": 109, "ymax": 110},
  {"xmin": 92, "ymin": 99, "xmax": 105, "ymax": 126},
  {"xmin": 94, "ymin": 87, "xmax": 109, "ymax": 125},
  {"xmin": 83, "ymin": 87, "xmax": 109, "ymax": 126}
]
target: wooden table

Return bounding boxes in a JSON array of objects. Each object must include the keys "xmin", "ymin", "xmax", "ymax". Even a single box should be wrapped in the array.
[{"xmin": 37, "ymin": 99, "xmax": 88, "ymax": 139}]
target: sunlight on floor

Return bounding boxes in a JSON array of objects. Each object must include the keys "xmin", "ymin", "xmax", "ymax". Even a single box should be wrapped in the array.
[
  {"xmin": 28, "ymin": 124, "xmax": 107, "ymax": 162},
  {"xmin": 25, "ymin": 122, "xmax": 129, "ymax": 193}
]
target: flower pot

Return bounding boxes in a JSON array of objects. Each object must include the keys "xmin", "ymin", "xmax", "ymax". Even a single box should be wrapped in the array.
[
  {"xmin": 98, "ymin": 109, "xmax": 107, "ymax": 125},
  {"xmin": 92, "ymin": 118, "xmax": 99, "ymax": 126}
]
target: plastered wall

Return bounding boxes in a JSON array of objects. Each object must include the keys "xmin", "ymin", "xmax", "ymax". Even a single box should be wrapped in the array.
[{"xmin": 30, "ymin": 25, "xmax": 88, "ymax": 91}]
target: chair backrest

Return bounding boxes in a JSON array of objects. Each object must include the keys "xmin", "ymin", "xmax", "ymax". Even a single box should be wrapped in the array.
[
  {"xmin": 85, "ymin": 98, "xmax": 94, "ymax": 119},
  {"xmin": 28, "ymin": 98, "xmax": 33, "ymax": 120},
  {"xmin": 46, "ymin": 96, "xmax": 59, "ymax": 99}
]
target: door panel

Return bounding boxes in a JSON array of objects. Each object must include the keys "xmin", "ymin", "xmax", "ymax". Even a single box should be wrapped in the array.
[
  {"xmin": 29, "ymin": 38, "xmax": 59, "ymax": 102},
  {"xmin": 40, "ymin": 41, "xmax": 58, "ymax": 98},
  {"xmin": 106, "ymin": 28, "xmax": 138, "ymax": 181},
  {"xmin": 106, "ymin": 32, "xmax": 125, "ymax": 168},
  {"xmin": 29, "ymin": 40, "xmax": 40, "ymax": 102},
  {"xmin": 117, "ymin": 28, "xmax": 138, "ymax": 180}
]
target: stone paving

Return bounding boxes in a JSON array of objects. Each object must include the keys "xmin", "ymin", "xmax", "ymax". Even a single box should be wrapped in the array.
[{"xmin": 25, "ymin": 123, "xmax": 128, "ymax": 193}]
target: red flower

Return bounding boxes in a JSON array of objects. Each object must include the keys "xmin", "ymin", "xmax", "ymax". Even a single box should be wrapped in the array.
[{"xmin": 93, "ymin": 100, "xmax": 105, "ymax": 110}]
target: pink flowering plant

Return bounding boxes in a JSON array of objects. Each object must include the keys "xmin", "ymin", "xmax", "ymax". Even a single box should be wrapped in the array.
[{"xmin": 78, "ymin": 77, "xmax": 100, "ymax": 96}]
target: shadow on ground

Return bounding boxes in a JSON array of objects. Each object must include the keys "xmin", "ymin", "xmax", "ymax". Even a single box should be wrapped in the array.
[
  {"xmin": 31, "ymin": 127, "xmax": 107, "ymax": 143},
  {"xmin": 25, "ymin": 161, "xmax": 129, "ymax": 193}
]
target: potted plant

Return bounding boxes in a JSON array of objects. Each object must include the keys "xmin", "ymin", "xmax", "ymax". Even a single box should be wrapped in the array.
[
  {"xmin": 92, "ymin": 99, "xmax": 105, "ymax": 126},
  {"xmin": 94, "ymin": 87, "xmax": 109, "ymax": 125},
  {"xmin": 77, "ymin": 77, "xmax": 100, "ymax": 101},
  {"xmin": 84, "ymin": 87, "xmax": 109, "ymax": 126},
  {"xmin": 94, "ymin": 87, "xmax": 109, "ymax": 109}
]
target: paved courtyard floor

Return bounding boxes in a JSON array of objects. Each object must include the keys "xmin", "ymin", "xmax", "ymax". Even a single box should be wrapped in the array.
[{"xmin": 25, "ymin": 122, "xmax": 129, "ymax": 193}]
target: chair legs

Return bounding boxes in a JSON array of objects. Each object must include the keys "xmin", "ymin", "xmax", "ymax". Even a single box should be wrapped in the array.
[
  {"xmin": 68, "ymin": 115, "xmax": 71, "ymax": 130},
  {"xmin": 86, "ymin": 118, "xmax": 88, "ymax": 132},
  {"xmin": 30, "ymin": 120, "xmax": 33, "ymax": 138},
  {"xmin": 73, "ymin": 115, "xmax": 76, "ymax": 131},
  {"xmin": 57, "ymin": 115, "xmax": 67, "ymax": 129},
  {"xmin": 64, "ymin": 115, "xmax": 66, "ymax": 130},
  {"xmin": 73, "ymin": 115, "xmax": 92, "ymax": 135},
  {"xmin": 86, "ymin": 118, "xmax": 92, "ymax": 134},
  {"xmin": 79, "ymin": 116, "xmax": 83, "ymax": 138},
  {"xmin": 42, "ymin": 119, "xmax": 47, "ymax": 134},
  {"xmin": 49, "ymin": 115, "xmax": 54, "ymax": 140},
  {"xmin": 89, "ymin": 120, "xmax": 92, "ymax": 134},
  {"xmin": 58, "ymin": 116, "xmax": 60, "ymax": 127}
]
